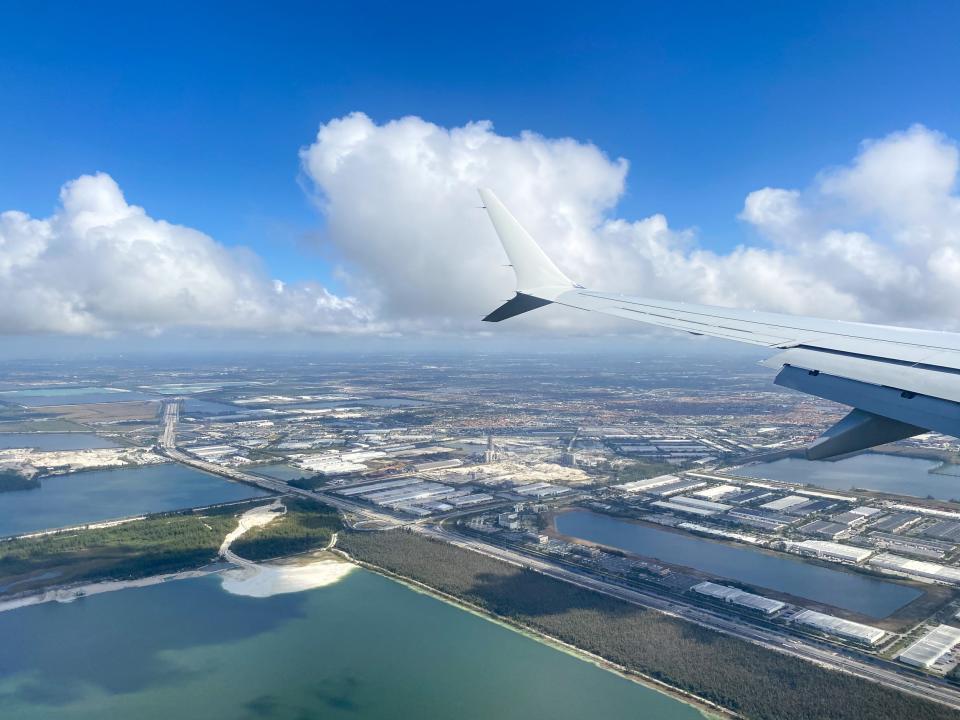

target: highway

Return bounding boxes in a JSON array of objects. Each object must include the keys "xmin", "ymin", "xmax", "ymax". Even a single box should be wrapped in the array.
[
  {"xmin": 158, "ymin": 399, "xmax": 405, "ymax": 529},
  {"xmin": 156, "ymin": 400, "xmax": 960, "ymax": 710},
  {"xmin": 159, "ymin": 400, "xmax": 178, "ymax": 449}
]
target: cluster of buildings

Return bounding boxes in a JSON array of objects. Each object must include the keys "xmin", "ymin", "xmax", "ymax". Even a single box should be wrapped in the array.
[
  {"xmin": 9, "ymin": 358, "xmax": 960, "ymax": 683},
  {"xmin": 334, "ymin": 477, "xmax": 494, "ymax": 516},
  {"xmin": 609, "ymin": 469, "xmax": 960, "ymax": 590},
  {"xmin": 898, "ymin": 625, "xmax": 960, "ymax": 672},
  {"xmin": 790, "ymin": 609, "xmax": 887, "ymax": 646}
]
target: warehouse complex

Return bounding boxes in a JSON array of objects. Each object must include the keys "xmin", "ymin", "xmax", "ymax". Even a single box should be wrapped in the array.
[
  {"xmin": 784, "ymin": 539, "xmax": 873, "ymax": 564},
  {"xmin": 898, "ymin": 625, "xmax": 960, "ymax": 671},
  {"xmin": 870, "ymin": 553, "xmax": 960, "ymax": 585},
  {"xmin": 692, "ymin": 582, "xmax": 785, "ymax": 615},
  {"xmin": 792, "ymin": 609, "xmax": 886, "ymax": 646}
]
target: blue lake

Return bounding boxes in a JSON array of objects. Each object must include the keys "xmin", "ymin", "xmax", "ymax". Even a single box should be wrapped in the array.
[
  {"xmin": 290, "ymin": 397, "xmax": 431, "ymax": 409},
  {"xmin": 556, "ymin": 510, "xmax": 921, "ymax": 618},
  {"xmin": 0, "ymin": 464, "xmax": 269, "ymax": 536},
  {"xmin": 732, "ymin": 453, "xmax": 960, "ymax": 501},
  {"xmin": 181, "ymin": 398, "xmax": 239, "ymax": 415},
  {"xmin": 0, "ymin": 387, "xmax": 157, "ymax": 407}
]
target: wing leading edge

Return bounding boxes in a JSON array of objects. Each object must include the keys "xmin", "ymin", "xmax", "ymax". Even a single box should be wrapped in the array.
[{"xmin": 479, "ymin": 188, "xmax": 960, "ymax": 460}]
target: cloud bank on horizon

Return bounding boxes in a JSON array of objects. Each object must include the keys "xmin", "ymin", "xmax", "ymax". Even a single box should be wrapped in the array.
[{"xmin": 2, "ymin": 115, "xmax": 958, "ymax": 336}]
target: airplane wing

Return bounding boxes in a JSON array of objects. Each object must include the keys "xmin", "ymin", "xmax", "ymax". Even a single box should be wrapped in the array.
[{"xmin": 478, "ymin": 188, "xmax": 960, "ymax": 460}]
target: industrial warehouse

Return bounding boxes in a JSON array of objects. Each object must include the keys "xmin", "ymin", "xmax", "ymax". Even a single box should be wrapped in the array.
[
  {"xmin": 898, "ymin": 625, "xmax": 960, "ymax": 672},
  {"xmin": 791, "ymin": 610, "xmax": 887, "ymax": 646},
  {"xmin": 692, "ymin": 582, "xmax": 785, "ymax": 615}
]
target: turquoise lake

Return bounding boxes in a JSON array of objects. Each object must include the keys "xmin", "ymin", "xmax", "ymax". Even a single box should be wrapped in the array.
[{"xmin": 0, "ymin": 570, "xmax": 704, "ymax": 720}]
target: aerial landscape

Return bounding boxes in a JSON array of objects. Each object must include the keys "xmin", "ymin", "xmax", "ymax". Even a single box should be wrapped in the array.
[
  {"xmin": 3, "ymin": 2, "xmax": 960, "ymax": 719},
  {"xmin": 2, "ymin": 353, "xmax": 960, "ymax": 718}
]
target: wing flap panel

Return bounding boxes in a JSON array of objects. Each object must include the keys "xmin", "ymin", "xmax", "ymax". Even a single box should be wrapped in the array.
[
  {"xmin": 806, "ymin": 409, "xmax": 927, "ymax": 461},
  {"xmin": 774, "ymin": 366, "xmax": 960, "ymax": 440},
  {"xmin": 761, "ymin": 348, "xmax": 960, "ymax": 404}
]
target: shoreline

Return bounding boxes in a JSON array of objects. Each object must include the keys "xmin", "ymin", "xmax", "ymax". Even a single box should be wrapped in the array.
[
  {"xmin": 0, "ymin": 541, "xmax": 727, "ymax": 718},
  {"xmin": 331, "ymin": 546, "xmax": 733, "ymax": 720},
  {"xmin": 0, "ymin": 564, "xmax": 224, "ymax": 614}
]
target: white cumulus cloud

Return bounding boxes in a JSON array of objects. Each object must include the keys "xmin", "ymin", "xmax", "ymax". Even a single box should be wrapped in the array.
[
  {"xmin": 0, "ymin": 173, "xmax": 374, "ymax": 335},
  {"xmin": 4, "ymin": 118, "xmax": 960, "ymax": 338},
  {"xmin": 302, "ymin": 115, "xmax": 960, "ymax": 331}
]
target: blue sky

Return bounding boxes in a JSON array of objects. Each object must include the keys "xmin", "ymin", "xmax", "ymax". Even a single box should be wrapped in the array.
[
  {"xmin": 1, "ymin": 2, "xmax": 959, "ymax": 355},
  {"xmin": 3, "ymin": 1, "xmax": 958, "ymax": 283}
]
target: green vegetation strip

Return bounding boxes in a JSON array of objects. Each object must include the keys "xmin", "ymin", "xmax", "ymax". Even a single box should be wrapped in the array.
[
  {"xmin": 288, "ymin": 474, "xmax": 326, "ymax": 491},
  {"xmin": 0, "ymin": 508, "xmax": 239, "ymax": 594},
  {"xmin": 337, "ymin": 529, "xmax": 955, "ymax": 720},
  {"xmin": 0, "ymin": 498, "xmax": 341, "ymax": 596},
  {"xmin": 613, "ymin": 459, "xmax": 679, "ymax": 482},
  {"xmin": 230, "ymin": 498, "xmax": 340, "ymax": 561}
]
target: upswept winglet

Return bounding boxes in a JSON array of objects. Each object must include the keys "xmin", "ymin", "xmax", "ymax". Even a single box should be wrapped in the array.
[{"xmin": 479, "ymin": 188, "xmax": 576, "ymax": 321}]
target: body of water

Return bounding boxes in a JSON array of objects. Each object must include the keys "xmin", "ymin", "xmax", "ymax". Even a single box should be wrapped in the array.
[
  {"xmin": 556, "ymin": 510, "xmax": 920, "ymax": 618},
  {"xmin": 732, "ymin": 453, "xmax": 959, "ymax": 501},
  {"xmin": 0, "ymin": 433, "xmax": 120, "ymax": 451},
  {"xmin": 0, "ymin": 387, "xmax": 157, "ymax": 407},
  {"xmin": 290, "ymin": 397, "xmax": 431, "ymax": 410},
  {"xmin": 248, "ymin": 463, "xmax": 308, "ymax": 482},
  {"xmin": 0, "ymin": 570, "xmax": 701, "ymax": 720},
  {"xmin": 0, "ymin": 464, "xmax": 268, "ymax": 536},
  {"xmin": 181, "ymin": 399, "xmax": 239, "ymax": 415}
]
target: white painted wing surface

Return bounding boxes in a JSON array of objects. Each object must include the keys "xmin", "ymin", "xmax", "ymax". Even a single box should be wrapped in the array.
[{"xmin": 478, "ymin": 188, "xmax": 960, "ymax": 459}]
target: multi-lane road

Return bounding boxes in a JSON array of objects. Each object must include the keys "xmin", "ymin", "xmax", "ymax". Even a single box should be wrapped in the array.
[{"xmin": 156, "ymin": 399, "xmax": 960, "ymax": 711}]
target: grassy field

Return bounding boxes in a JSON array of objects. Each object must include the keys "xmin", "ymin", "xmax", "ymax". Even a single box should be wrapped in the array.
[
  {"xmin": 0, "ymin": 419, "xmax": 90, "ymax": 432},
  {"xmin": 611, "ymin": 459, "xmax": 679, "ymax": 481},
  {"xmin": 287, "ymin": 474, "xmax": 326, "ymax": 491},
  {"xmin": 338, "ymin": 528, "xmax": 957, "ymax": 720}
]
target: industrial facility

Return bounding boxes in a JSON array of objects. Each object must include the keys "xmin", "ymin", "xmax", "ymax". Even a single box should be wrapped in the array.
[
  {"xmin": 898, "ymin": 625, "xmax": 960, "ymax": 671},
  {"xmin": 791, "ymin": 609, "xmax": 886, "ymax": 646},
  {"xmin": 869, "ymin": 553, "xmax": 960, "ymax": 585},
  {"xmin": 784, "ymin": 540, "xmax": 873, "ymax": 565},
  {"xmin": 692, "ymin": 582, "xmax": 785, "ymax": 615}
]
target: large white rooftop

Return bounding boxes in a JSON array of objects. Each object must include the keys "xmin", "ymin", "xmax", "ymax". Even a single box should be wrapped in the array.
[
  {"xmin": 793, "ymin": 609, "xmax": 886, "ymax": 645},
  {"xmin": 870, "ymin": 553, "xmax": 960, "ymax": 585},
  {"xmin": 786, "ymin": 540, "xmax": 872, "ymax": 564},
  {"xmin": 692, "ymin": 484, "xmax": 740, "ymax": 500},
  {"xmin": 650, "ymin": 500, "xmax": 717, "ymax": 517},
  {"xmin": 899, "ymin": 625, "xmax": 960, "ymax": 668},
  {"xmin": 669, "ymin": 495, "xmax": 732, "ymax": 512},
  {"xmin": 760, "ymin": 495, "xmax": 809, "ymax": 511},
  {"xmin": 692, "ymin": 582, "xmax": 785, "ymax": 614},
  {"xmin": 615, "ymin": 474, "xmax": 680, "ymax": 492}
]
